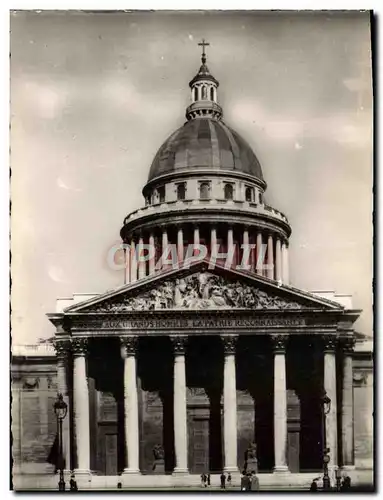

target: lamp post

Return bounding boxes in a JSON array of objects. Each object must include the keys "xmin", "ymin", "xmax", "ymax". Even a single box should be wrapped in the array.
[
  {"xmin": 54, "ymin": 393, "xmax": 68, "ymax": 491},
  {"xmin": 320, "ymin": 390, "xmax": 331, "ymax": 491}
]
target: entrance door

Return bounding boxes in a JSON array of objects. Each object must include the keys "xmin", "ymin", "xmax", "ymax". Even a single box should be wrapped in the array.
[
  {"xmin": 105, "ymin": 433, "xmax": 118, "ymax": 475},
  {"xmin": 190, "ymin": 417, "xmax": 209, "ymax": 473}
]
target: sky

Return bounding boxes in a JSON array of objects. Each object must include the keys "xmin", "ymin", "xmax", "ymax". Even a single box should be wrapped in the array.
[{"xmin": 10, "ymin": 10, "xmax": 373, "ymax": 343}]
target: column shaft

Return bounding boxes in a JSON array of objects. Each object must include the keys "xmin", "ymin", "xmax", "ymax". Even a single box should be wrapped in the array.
[
  {"xmin": 324, "ymin": 337, "xmax": 338, "ymax": 475},
  {"xmin": 149, "ymin": 233, "xmax": 155, "ymax": 275},
  {"xmin": 341, "ymin": 339, "xmax": 355, "ymax": 468},
  {"xmin": 222, "ymin": 336, "xmax": 238, "ymax": 472},
  {"xmin": 162, "ymin": 229, "xmax": 169, "ymax": 270},
  {"xmin": 55, "ymin": 341, "xmax": 71, "ymax": 472},
  {"xmin": 172, "ymin": 337, "xmax": 188, "ymax": 474},
  {"xmin": 138, "ymin": 236, "xmax": 146, "ymax": 280},
  {"xmin": 256, "ymin": 232, "xmax": 263, "ymax": 275},
  {"xmin": 282, "ymin": 242, "xmax": 289, "ymax": 284},
  {"xmin": 227, "ymin": 227, "xmax": 234, "ymax": 268},
  {"xmin": 177, "ymin": 227, "xmax": 184, "ymax": 265},
  {"xmin": 121, "ymin": 338, "xmax": 140, "ymax": 474},
  {"xmin": 130, "ymin": 239, "xmax": 137, "ymax": 283},
  {"xmin": 193, "ymin": 226, "xmax": 200, "ymax": 256},
  {"xmin": 275, "ymin": 238, "xmax": 282, "ymax": 282},
  {"xmin": 125, "ymin": 245, "xmax": 130, "ymax": 284},
  {"xmin": 72, "ymin": 339, "xmax": 90, "ymax": 473},
  {"xmin": 272, "ymin": 336, "xmax": 288, "ymax": 472},
  {"xmin": 267, "ymin": 234, "xmax": 274, "ymax": 279},
  {"xmin": 242, "ymin": 228, "xmax": 250, "ymax": 270}
]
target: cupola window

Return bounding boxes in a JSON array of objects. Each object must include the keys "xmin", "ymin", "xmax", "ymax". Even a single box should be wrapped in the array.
[
  {"xmin": 210, "ymin": 87, "xmax": 214, "ymax": 101},
  {"xmin": 194, "ymin": 87, "xmax": 198, "ymax": 102},
  {"xmin": 224, "ymin": 183, "xmax": 234, "ymax": 200},
  {"xmin": 177, "ymin": 183, "xmax": 186, "ymax": 200},
  {"xmin": 157, "ymin": 186, "xmax": 165, "ymax": 203},
  {"xmin": 199, "ymin": 182, "xmax": 210, "ymax": 200},
  {"xmin": 245, "ymin": 186, "xmax": 254, "ymax": 202},
  {"xmin": 258, "ymin": 192, "xmax": 263, "ymax": 204}
]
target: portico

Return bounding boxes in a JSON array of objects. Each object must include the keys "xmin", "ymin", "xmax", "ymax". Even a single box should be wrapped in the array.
[{"xmin": 48, "ymin": 262, "xmax": 360, "ymax": 486}]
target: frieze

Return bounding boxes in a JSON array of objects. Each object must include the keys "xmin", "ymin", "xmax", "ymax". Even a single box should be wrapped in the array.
[
  {"xmin": 99, "ymin": 316, "xmax": 305, "ymax": 331},
  {"xmin": 85, "ymin": 272, "xmax": 304, "ymax": 313}
]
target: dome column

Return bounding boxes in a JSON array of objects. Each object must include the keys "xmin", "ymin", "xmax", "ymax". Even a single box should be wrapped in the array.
[
  {"xmin": 138, "ymin": 235, "xmax": 146, "ymax": 280},
  {"xmin": 275, "ymin": 238, "xmax": 282, "ymax": 283},
  {"xmin": 124, "ymin": 244, "xmax": 130, "ymax": 284},
  {"xmin": 130, "ymin": 238, "xmax": 137, "ymax": 283},
  {"xmin": 177, "ymin": 226, "xmax": 184, "ymax": 265},
  {"xmin": 242, "ymin": 227, "xmax": 250, "ymax": 270},
  {"xmin": 227, "ymin": 226, "xmax": 234, "ymax": 268},
  {"xmin": 282, "ymin": 242, "xmax": 289, "ymax": 284},
  {"xmin": 256, "ymin": 232, "xmax": 263, "ymax": 276},
  {"xmin": 211, "ymin": 226, "xmax": 217, "ymax": 260},
  {"xmin": 162, "ymin": 228, "xmax": 170, "ymax": 270},
  {"xmin": 193, "ymin": 225, "xmax": 200, "ymax": 257},
  {"xmin": 267, "ymin": 234, "xmax": 275, "ymax": 280},
  {"xmin": 149, "ymin": 233, "xmax": 155, "ymax": 275}
]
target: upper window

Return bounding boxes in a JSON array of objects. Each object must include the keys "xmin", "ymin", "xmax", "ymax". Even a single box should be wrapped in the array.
[
  {"xmin": 199, "ymin": 182, "xmax": 210, "ymax": 200},
  {"xmin": 177, "ymin": 183, "xmax": 186, "ymax": 201},
  {"xmin": 157, "ymin": 186, "xmax": 165, "ymax": 203},
  {"xmin": 224, "ymin": 183, "xmax": 234, "ymax": 200},
  {"xmin": 210, "ymin": 87, "xmax": 214, "ymax": 101},
  {"xmin": 194, "ymin": 87, "xmax": 198, "ymax": 102},
  {"xmin": 245, "ymin": 186, "xmax": 254, "ymax": 202},
  {"xmin": 258, "ymin": 191, "xmax": 263, "ymax": 204}
]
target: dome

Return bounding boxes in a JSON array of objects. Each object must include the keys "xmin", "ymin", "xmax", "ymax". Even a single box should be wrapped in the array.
[{"xmin": 147, "ymin": 118, "xmax": 264, "ymax": 183}]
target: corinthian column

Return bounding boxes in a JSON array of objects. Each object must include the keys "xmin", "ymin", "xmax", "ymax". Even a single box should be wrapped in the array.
[
  {"xmin": 177, "ymin": 226, "xmax": 184, "ymax": 265},
  {"xmin": 282, "ymin": 242, "xmax": 289, "ymax": 284},
  {"xmin": 222, "ymin": 335, "xmax": 238, "ymax": 472},
  {"xmin": 340, "ymin": 337, "xmax": 355, "ymax": 469},
  {"xmin": 121, "ymin": 337, "xmax": 140, "ymax": 474},
  {"xmin": 54, "ymin": 340, "xmax": 71, "ymax": 473},
  {"xmin": 171, "ymin": 336, "xmax": 188, "ymax": 474},
  {"xmin": 256, "ymin": 232, "xmax": 263, "ymax": 275},
  {"xmin": 323, "ymin": 335, "xmax": 338, "ymax": 477},
  {"xmin": 72, "ymin": 338, "xmax": 90, "ymax": 476},
  {"xmin": 275, "ymin": 238, "xmax": 282, "ymax": 282},
  {"xmin": 271, "ymin": 335, "xmax": 289, "ymax": 472},
  {"xmin": 130, "ymin": 239, "xmax": 137, "ymax": 283},
  {"xmin": 149, "ymin": 233, "xmax": 155, "ymax": 275}
]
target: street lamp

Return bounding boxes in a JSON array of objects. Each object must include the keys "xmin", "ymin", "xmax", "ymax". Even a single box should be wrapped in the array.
[
  {"xmin": 320, "ymin": 390, "xmax": 331, "ymax": 490},
  {"xmin": 54, "ymin": 393, "xmax": 68, "ymax": 491}
]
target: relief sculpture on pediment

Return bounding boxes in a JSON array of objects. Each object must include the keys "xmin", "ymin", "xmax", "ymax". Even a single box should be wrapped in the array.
[{"xmin": 89, "ymin": 272, "xmax": 303, "ymax": 312}]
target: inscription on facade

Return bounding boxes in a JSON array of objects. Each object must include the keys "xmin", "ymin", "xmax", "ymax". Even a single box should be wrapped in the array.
[{"xmin": 101, "ymin": 317, "xmax": 305, "ymax": 330}]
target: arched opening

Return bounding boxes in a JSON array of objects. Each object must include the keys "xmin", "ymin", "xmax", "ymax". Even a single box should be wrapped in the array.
[
  {"xmin": 258, "ymin": 192, "xmax": 263, "ymax": 204},
  {"xmin": 245, "ymin": 187, "xmax": 253, "ymax": 202},
  {"xmin": 157, "ymin": 186, "xmax": 166, "ymax": 203},
  {"xmin": 177, "ymin": 183, "xmax": 186, "ymax": 201},
  {"xmin": 194, "ymin": 87, "xmax": 198, "ymax": 102},
  {"xmin": 210, "ymin": 87, "xmax": 214, "ymax": 101},
  {"xmin": 224, "ymin": 184, "xmax": 234, "ymax": 200},
  {"xmin": 199, "ymin": 182, "xmax": 210, "ymax": 200}
]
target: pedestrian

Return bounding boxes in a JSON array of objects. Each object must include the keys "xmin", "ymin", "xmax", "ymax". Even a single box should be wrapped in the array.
[
  {"xmin": 310, "ymin": 480, "xmax": 318, "ymax": 491},
  {"xmin": 227, "ymin": 473, "xmax": 232, "ymax": 487},
  {"xmin": 340, "ymin": 476, "xmax": 351, "ymax": 491},
  {"xmin": 200, "ymin": 473, "xmax": 206, "ymax": 487},
  {"xmin": 220, "ymin": 472, "xmax": 226, "ymax": 489},
  {"xmin": 69, "ymin": 474, "xmax": 78, "ymax": 492},
  {"xmin": 250, "ymin": 471, "xmax": 260, "ymax": 491},
  {"xmin": 207, "ymin": 473, "xmax": 211, "ymax": 486},
  {"xmin": 240, "ymin": 470, "xmax": 249, "ymax": 491}
]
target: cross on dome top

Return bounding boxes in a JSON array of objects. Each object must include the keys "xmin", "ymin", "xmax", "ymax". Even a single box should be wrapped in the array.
[{"xmin": 198, "ymin": 38, "xmax": 210, "ymax": 64}]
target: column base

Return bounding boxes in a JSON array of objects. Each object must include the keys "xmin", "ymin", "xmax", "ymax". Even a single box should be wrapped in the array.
[
  {"xmin": 122, "ymin": 468, "xmax": 141, "ymax": 475},
  {"xmin": 73, "ymin": 470, "xmax": 92, "ymax": 488},
  {"xmin": 341, "ymin": 465, "xmax": 356, "ymax": 471},
  {"xmin": 273, "ymin": 465, "xmax": 290, "ymax": 473},
  {"xmin": 224, "ymin": 466, "xmax": 240, "ymax": 474},
  {"xmin": 172, "ymin": 468, "xmax": 189, "ymax": 475}
]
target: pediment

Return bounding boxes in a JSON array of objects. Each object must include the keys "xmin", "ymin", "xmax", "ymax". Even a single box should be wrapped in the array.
[{"xmin": 63, "ymin": 261, "xmax": 345, "ymax": 314}]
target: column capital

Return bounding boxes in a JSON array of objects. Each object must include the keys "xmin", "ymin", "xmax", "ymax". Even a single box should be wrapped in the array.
[
  {"xmin": 221, "ymin": 335, "xmax": 238, "ymax": 355},
  {"xmin": 323, "ymin": 335, "xmax": 338, "ymax": 352},
  {"xmin": 171, "ymin": 335, "xmax": 188, "ymax": 355},
  {"xmin": 271, "ymin": 334, "xmax": 288, "ymax": 353},
  {"xmin": 120, "ymin": 336, "xmax": 138, "ymax": 357},
  {"xmin": 54, "ymin": 339, "xmax": 71, "ymax": 361},
  {"xmin": 72, "ymin": 338, "xmax": 88, "ymax": 357},
  {"xmin": 339, "ymin": 336, "xmax": 356, "ymax": 354}
]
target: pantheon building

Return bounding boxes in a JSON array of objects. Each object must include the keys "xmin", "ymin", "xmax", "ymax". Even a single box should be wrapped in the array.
[{"xmin": 11, "ymin": 46, "xmax": 373, "ymax": 490}]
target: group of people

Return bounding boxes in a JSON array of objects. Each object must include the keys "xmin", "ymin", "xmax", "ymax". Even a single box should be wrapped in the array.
[
  {"xmin": 200, "ymin": 472, "xmax": 233, "ymax": 489},
  {"xmin": 310, "ymin": 474, "xmax": 352, "ymax": 491},
  {"xmin": 241, "ymin": 470, "xmax": 260, "ymax": 491}
]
